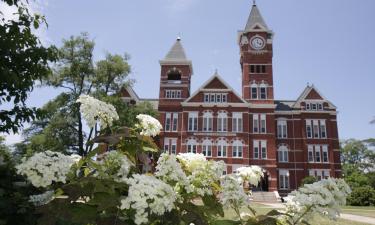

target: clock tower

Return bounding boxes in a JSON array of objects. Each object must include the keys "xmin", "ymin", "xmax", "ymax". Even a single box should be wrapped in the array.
[{"xmin": 239, "ymin": 2, "xmax": 274, "ymax": 104}]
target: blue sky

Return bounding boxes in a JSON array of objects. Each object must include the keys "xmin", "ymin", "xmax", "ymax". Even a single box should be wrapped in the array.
[{"xmin": 3, "ymin": 0, "xmax": 375, "ymax": 144}]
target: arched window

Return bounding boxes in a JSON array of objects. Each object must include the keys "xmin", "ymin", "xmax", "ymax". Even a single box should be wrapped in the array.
[
  {"xmin": 186, "ymin": 139, "xmax": 197, "ymax": 153},
  {"xmin": 167, "ymin": 69, "xmax": 182, "ymax": 84},
  {"xmin": 259, "ymin": 83, "xmax": 267, "ymax": 99},
  {"xmin": 217, "ymin": 139, "xmax": 227, "ymax": 157},
  {"xmin": 203, "ymin": 111, "xmax": 213, "ymax": 132},
  {"xmin": 232, "ymin": 140, "xmax": 243, "ymax": 158},
  {"xmin": 278, "ymin": 145, "xmax": 288, "ymax": 162},
  {"xmin": 251, "ymin": 83, "xmax": 258, "ymax": 99},
  {"xmin": 202, "ymin": 139, "xmax": 212, "ymax": 157},
  {"xmin": 217, "ymin": 111, "xmax": 228, "ymax": 132}
]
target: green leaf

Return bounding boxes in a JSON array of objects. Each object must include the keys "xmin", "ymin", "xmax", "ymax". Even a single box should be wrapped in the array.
[
  {"xmin": 87, "ymin": 192, "xmax": 120, "ymax": 211},
  {"xmin": 201, "ymin": 195, "xmax": 224, "ymax": 218},
  {"xmin": 83, "ymin": 167, "xmax": 90, "ymax": 177},
  {"xmin": 266, "ymin": 209, "xmax": 283, "ymax": 216},
  {"xmin": 212, "ymin": 220, "xmax": 241, "ymax": 225},
  {"xmin": 142, "ymin": 146, "xmax": 158, "ymax": 152}
]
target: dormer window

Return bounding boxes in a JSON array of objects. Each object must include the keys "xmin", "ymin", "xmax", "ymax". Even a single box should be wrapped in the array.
[
  {"xmin": 204, "ymin": 93, "xmax": 228, "ymax": 103},
  {"xmin": 305, "ymin": 102, "xmax": 324, "ymax": 111}
]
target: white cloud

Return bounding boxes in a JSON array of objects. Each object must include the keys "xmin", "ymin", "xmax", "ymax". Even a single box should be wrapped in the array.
[{"xmin": 164, "ymin": 0, "xmax": 196, "ymax": 13}]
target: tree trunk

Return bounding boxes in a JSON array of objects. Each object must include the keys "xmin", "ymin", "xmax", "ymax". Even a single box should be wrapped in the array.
[{"xmin": 78, "ymin": 111, "xmax": 84, "ymax": 156}]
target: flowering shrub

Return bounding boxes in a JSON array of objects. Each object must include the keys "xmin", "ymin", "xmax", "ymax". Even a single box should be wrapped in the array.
[
  {"xmin": 14, "ymin": 96, "xmax": 352, "ymax": 225},
  {"xmin": 283, "ymin": 178, "xmax": 351, "ymax": 225},
  {"xmin": 236, "ymin": 165, "xmax": 264, "ymax": 186},
  {"xmin": 135, "ymin": 114, "xmax": 162, "ymax": 137},
  {"xmin": 29, "ymin": 190, "xmax": 55, "ymax": 206},
  {"xmin": 155, "ymin": 153, "xmax": 192, "ymax": 193},
  {"xmin": 16, "ymin": 150, "xmax": 80, "ymax": 188},
  {"xmin": 96, "ymin": 151, "xmax": 134, "ymax": 182},
  {"xmin": 219, "ymin": 175, "xmax": 249, "ymax": 211},
  {"xmin": 76, "ymin": 94, "xmax": 119, "ymax": 128},
  {"xmin": 120, "ymin": 174, "xmax": 177, "ymax": 225}
]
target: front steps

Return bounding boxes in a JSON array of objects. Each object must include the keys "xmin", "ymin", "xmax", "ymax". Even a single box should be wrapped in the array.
[{"xmin": 251, "ymin": 191, "xmax": 279, "ymax": 202}]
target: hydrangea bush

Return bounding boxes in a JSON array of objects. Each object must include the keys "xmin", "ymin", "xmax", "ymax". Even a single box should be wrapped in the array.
[{"xmin": 16, "ymin": 95, "xmax": 351, "ymax": 225}]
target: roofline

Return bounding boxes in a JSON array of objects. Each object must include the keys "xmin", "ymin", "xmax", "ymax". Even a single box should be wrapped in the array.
[
  {"xmin": 159, "ymin": 60, "xmax": 194, "ymax": 75},
  {"xmin": 183, "ymin": 72, "xmax": 247, "ymax": 104}
]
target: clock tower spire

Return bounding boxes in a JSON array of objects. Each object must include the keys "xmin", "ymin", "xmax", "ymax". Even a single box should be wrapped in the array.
[{"xmin": 239, "ymin": 3, "xmax": 274, "ymax": 104}]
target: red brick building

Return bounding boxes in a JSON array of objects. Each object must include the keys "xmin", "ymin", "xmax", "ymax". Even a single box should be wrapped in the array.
[{"xmin": 125, "ymin": 3, "xmax": 341, "ymax": 194}]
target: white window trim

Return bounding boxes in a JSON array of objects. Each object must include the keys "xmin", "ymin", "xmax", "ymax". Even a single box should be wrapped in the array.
[
  {"xmin": 188, "ymin": 112, "xmax": 199, "ymax": 132},
  {"xmin": 277, "ymin": 119, "xmax": 287, "ymax": 139},
  {"xmin": 203, "ymin": 112, "xmax": 213, "ymax": 132},
  {"xmin": 217, "ymin": 140, "xmax": 227, "ymax": 158},
  {"xmin": 217, "ymin": 111, "xmax": 228, "ymax": 132},
  {"xmin": 279, "ymin": 169, "xmax": 290, "ymax": 190},
  {"xmin": 260, "ymin": 114, "xmax": 266, "ymax": 134},
  {"xmin": 232, "ymin": 140, "xmax": 243, "ymax": 158},
  {"xmin": 261, "ymin": 140, "xmax": 267, "ymax": 159},
  {"xmin": 186, "ymin": 139, "xmax": 197, "ymax": 153},
  {"xmin": 253, "ymin": 114, "xmax": 259, "ymax": 133},
  {"xmin": 278, "ymin": 146, "xmax": 289, "ymax": 162},
  {"xmin": 253, "ymin": 140, "xmax": 259, "ymax": 159},
  {"xmin": 232, "ymin": 112, "xmax": 243, "ymax": 132},
  {"xmin": 202, "ymin": 139, "xmax": 212, "ymax": 157}
]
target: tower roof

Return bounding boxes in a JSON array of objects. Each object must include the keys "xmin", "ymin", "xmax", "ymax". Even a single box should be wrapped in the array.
[
  {"xmin": 244, "ymin": 3, "xmax": 268, "ymax": 31},
  {"xmin": 164, "ymin": 37, "xmax": 188, "ymax": 61}
]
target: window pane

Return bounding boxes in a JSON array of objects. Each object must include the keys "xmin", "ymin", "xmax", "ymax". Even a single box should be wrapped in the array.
[
  {"xmin": 250, "ymin": 65, "xmax": 255, "ymax": 73},
  {"xmin": 260, "ymin": 87, "xmax": 267, "ymax": 99},
  {"xmin": 256, "ymin": 65, "xmax": 261, "ymax": 73},
  {"xmin": 251, "ymin": 87, "xmax": 258, "ymax": 99}
]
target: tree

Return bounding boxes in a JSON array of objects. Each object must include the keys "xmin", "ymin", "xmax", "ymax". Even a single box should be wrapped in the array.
[
  {"xmin": 94, "ymin": 53, "xmax": 131, "ymax": 95},
  {"xmin": 19, "ymin": 33, "xmax": 156, "ymax": 157},
  {"xmin": 45, "ymin": 33, "xmax": 95, "ymax": 155},
  {"xmin": 341, "ymin": 139, "xmax": 375, "ymax": 174},
  {"xmin": 0, "ymin": 137, "xmax": 39, "ymax": 225},
  {"xmin": 0, "ymin": 0, "xmax": 57, "ymax": 134},
  {"xmin": 300, "ymin": 176, "xmax": 318, "ymax": 186},
  {"xmin": 19, "ymin": 93, "xmax": 80, "ymax": 155}
]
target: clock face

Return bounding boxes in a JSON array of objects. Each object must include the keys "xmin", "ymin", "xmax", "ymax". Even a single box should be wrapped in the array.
[{"xmin": 251, "ymin": 37, "xmax": 265, "ymax": 50}]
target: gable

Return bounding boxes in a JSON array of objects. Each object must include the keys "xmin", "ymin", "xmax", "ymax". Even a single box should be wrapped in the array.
[
  {"xmin": 183, "ymin": 74, "xmax": 247, "ymax": 105},
  {"xmin": 203, "ymin": 77, "xmax": 228, "ymax": 89},
  {"xmin": 305, "ymin": 88, "xmax": 323, "ymax": 100},
  {"xmin": 122, "ymin": 88, "xmax": 131, "ymax": 97}
]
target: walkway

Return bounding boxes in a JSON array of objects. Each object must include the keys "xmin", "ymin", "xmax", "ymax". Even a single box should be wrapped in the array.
[{"xmin": 258, "ymin": 202, "xmax": 375, "ymax": 225}]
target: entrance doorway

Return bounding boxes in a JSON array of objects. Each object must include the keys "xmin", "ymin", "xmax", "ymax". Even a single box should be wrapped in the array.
[{"xmin": 251, "ymin": 171, "xmax": 269, "ymax": 192}]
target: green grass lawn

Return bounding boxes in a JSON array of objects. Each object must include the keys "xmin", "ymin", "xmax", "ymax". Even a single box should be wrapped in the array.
[
  {"xmin": 221, "ymin": 203, "xmax": 374, "ymax": 225},
  {"xmin": 342, "ymin": 205, "xmax": 375, "ymax": 218}
]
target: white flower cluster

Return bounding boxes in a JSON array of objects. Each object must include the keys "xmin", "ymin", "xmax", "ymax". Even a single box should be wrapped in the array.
[
  {"xmin": 97, "ymin": 151, "xmax": 134, "ymax": 183},
  {"xmin": 120, "ymin": 174, "xmax": 177, "ymax": 225},
  {"xmin": 155, "ymin": 153, "xmax": 192, "ymax": 193},
  {"xmin": 135, "ymin": 114, "xmax": 162, "ymax": 137},
  {"xmin": 177, "ymin": 153, "xmax": 225, "ymax": 196},
  {"xmin": 76, "ymin": 95, "xmax": 119, "ymax": 129},
  {"xmin": 219, "ymin": 175, "xmax": 250, "ymax": 210},
  {"xmin": 16, "ymin": 151, "xmax": 77, "ymax": 188},
  {"xmin": 29, "ymin": 190, "xmax": 55, "ymax": 206},
  {"xmin": 285, "ymin": 178, "xmax": 351, "ymax": 222},
  {"xmin": 177, "ymin": 153, "xmax": 207, "ymax": 172},
  {"xmin": 235, "ymin": 166, "xmax": 264, "ymax": 186}
]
